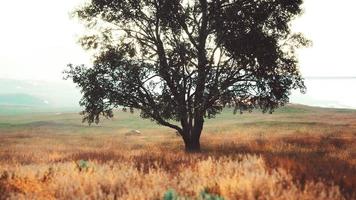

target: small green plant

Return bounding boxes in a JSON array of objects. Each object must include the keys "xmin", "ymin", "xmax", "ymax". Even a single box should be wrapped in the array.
[
  {"xmin": 75, "ymin": 160, "xmax": 90, "ymax": 172},
  {"xmin": 162, "ymin": 189, "xmax": 224, "ymax": 200},
  {"xmin": 163, "ymin": 189, "xmax": 179, "ymax": 200},
  {"xmin": 200, "ymin": 189, "xmax": 224, "ymax": 200}
]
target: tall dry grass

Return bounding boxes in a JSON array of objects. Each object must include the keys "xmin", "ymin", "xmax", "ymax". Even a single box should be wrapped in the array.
[
  {"xmin": 1, "ymin": 107, "xmax": 356, "ymax": 199},
  {"xmin": 0, "ymin": 130, "xmax": 355, "ymax": 200},
  {"xmin": 0, "ymin": 155, "xmax": 344, "ymax": 200}
]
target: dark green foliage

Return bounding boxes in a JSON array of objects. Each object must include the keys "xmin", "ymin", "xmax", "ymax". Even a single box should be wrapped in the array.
[{"xmin": 65, "ymin": 0, "xmax": 309, "ymax": 151}]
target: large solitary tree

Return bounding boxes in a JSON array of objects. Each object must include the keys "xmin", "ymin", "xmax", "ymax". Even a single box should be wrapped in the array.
[{"xmin": 66, "ymin": 0, "xmax": 309, "ymax": 152}]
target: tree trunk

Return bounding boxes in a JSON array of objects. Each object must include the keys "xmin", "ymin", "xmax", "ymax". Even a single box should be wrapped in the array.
[
  {"xmin": 184, "ymin": 135, "xmax": 201, "ymax": 152},
  {"xmin": 182, "ymin": 116, "xmax": 204, "ymax": 152}
]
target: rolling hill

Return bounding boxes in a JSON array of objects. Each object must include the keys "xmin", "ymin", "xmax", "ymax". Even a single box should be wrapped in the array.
[{"xmin": 0, "ymin": 93, "xmax": 48, "ymax": 106}]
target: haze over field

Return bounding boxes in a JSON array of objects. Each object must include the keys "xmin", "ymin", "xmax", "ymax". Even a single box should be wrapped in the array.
[{"xmin": 1, "ymin": 78, "xmax": 355, "ymax": 112}]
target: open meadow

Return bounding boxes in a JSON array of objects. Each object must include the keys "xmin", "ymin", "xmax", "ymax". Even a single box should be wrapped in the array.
[{"xmin": 0, "ymin": 104, "xmax": 355, "ymax": 199}]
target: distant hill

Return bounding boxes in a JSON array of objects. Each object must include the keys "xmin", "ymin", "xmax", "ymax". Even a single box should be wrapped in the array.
[
  {"xmin": 0, "ymin": 78, "xmax": 355, "ymax": 116},
  {"xmin": 0, "ymin": 79, "xmax": 82, "ymax": 115},
  {"xmin": 0, "ymin": 93, "xmax": 48, "ymax": 106},
  {"xmin": 0, "ymin": 79, "xmax": 81, "ymax": 108}
]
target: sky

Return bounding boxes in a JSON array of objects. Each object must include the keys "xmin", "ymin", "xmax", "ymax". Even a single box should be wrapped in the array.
[
  {"xmin": 293, "ymin": 0, "xmax": 356, "ymax": 77},
  {"xmin": 0, "ymin": 0, "xmax": 90, "ymax": 81},
  {"xmin": 0, "ymin": 0, "xmax": 355, "ymax": 108}
]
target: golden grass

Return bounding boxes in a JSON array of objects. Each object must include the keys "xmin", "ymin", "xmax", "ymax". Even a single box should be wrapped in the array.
[
  {"xmin": 0, "ymin": 156, "xmax": 344, "ymax": 200},
  {"xmin": 0, "ymin": 108, "xmax": 355, "ymax": 199},
  {"xmin": 0, "ymin": 131, "xmax": 355, "ymax": 200}
]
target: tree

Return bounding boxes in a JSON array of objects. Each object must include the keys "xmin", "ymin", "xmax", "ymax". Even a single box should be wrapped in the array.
[{"xmin": 65, "ymin": 0, "xmax": 310, "ymax": 152}]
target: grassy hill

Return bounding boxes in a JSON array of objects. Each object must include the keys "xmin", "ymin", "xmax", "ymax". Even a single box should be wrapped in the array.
[{"xmin": 0, "ymin": 103, "xmax": 354, "ymax": 135}]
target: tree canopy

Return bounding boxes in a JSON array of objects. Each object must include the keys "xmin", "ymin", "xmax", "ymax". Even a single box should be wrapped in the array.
[{"xmin": 65, "ymin": 0, "xmax": 310, "ymax": 151}]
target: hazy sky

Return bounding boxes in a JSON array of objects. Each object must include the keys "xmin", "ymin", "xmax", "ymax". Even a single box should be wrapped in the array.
[
  {"xmin": 0, "ymin": 0, "xmax": 90, "ymax": 81},
  {"xmin": 293, "ymin": 0, "xmax": 356, "ymax": 77},
  {"xmin": 0, "ymin": 0, "xmax": 355, "ymax": 107}
]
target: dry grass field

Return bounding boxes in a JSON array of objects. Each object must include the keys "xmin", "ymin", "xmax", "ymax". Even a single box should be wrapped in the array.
[{"xmin": 0, "ymin": 104, "xmax": 355, "ymax": 199}]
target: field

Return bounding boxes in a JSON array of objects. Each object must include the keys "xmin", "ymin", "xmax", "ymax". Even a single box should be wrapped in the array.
[{"xmin": 0, "ymin": 104, "xmax": 355, "ymax": 199}]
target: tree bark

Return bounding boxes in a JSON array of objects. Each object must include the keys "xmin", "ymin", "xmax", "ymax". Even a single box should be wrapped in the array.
[
  {"xmin": 184, "ymin": 136, "xmax": 201, "ymax": 152},
  {"xmin": 181, "ymin": 116, "xmax": 204, "ymax": 152}
]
